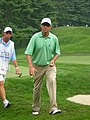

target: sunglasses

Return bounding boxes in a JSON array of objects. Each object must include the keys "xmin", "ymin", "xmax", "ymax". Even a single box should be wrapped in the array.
[
  {"xmin": 6, "ymin": 31, "xmax": 12, "ymax": 34},
  {"xmin": 42, "ymin": 22, "xmax": 50, "ymax": 27}
]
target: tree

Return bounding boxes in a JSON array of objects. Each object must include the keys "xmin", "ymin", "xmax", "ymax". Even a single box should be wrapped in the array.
[{"xmin": 0, "ymin": 0, "xmax": 90, "ymax": 47}]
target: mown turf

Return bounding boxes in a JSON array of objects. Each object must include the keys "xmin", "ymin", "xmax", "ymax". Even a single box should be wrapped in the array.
[
  {"xmin": 0, "ymin": 27, "xmax": 90, "ymax": 120},
  {"xmin": 0, "ymin": 63, "xmax": 90, "ymax": 120},
  {"xmin": 52, "ymin": 26, "xmax": 90, "ymax": 54}
]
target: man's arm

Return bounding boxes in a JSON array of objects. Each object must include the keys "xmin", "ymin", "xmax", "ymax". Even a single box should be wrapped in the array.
[
  {"xmin": 12, "ymin": 60, "xmax": 20, "ymax": 74},
  {"xmin": 26, "ymin": 54, "xmax": 36, "ymax": 76},
  {"xmin": 49, "ymin": 54, "xmax": 59, "ymax": 67}
]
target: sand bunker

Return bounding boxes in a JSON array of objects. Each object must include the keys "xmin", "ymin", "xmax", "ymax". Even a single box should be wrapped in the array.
[{"xmin": 67, "ymin": 95, "xmax": 90, "ymax": 106}]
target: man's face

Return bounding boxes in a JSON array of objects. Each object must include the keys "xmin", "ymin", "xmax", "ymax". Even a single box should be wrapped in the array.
[
  {"xmin": 4, "ymin": 31, "xmax": 12, "ymax": 39},
  {"xmin": 41, "ymin": 22, "xmax": 51, "ymax": 33}
]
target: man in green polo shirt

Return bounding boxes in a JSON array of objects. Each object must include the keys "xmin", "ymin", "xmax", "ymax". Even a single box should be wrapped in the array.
[{"xmin": 25, "ymin": 18, "xmax": 61, "ymax": 115}]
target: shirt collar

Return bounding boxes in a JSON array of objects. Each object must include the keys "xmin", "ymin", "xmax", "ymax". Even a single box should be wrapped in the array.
[
  {"xmin": 39, "ymin": 32, "xmax": 51, "ymax": 39},
  {"xmin": 1, "ymin": 38, "xmax": 10, "ymax": 46}
]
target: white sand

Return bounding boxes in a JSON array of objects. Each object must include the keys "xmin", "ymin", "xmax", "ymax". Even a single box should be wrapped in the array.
[{"xmin": 67, "ymin": 95, "xmax": 90, "ymax": 105}]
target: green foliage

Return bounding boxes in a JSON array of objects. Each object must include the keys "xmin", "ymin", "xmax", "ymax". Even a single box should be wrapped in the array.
[
  {"xmin": 0, "ymin": 0, "xmax": 90, "ymax": 48},
  {"xmin": 56, "ymin": 0, "xmax": 90, "ymax": 26},
  {"xmin": 0, "ymin": 0, "xmax": 89, "ymax": 29},
  {"xmin": 13, "ymin": 26, "xmax": 37, "ymax": 48}
]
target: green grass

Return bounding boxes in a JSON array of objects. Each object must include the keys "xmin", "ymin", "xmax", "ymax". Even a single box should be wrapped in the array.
[
  {"xmin": 7, "ymin": 56, "xmax": 90, "ymax": 78},
  {"xmin": 52, "ymin": 26, "xmax": 90, "ymax": 54},
  {"xmin": 16, "ymin": 27, "xmax": 90, "ymax": 55},
  {"xmin": 7, "ymin": 65, "xmax": 29, "ymax": 78},
  {"xmin": 0, "ymin": 27, "xmax": 90, "ymax": 120},
  {"xmin": 58, "ymin": 56, "xmax": 90, "ymax": 65},
  {"xmin": 0, "ymin": 58, "xmax": 90, "ymax": 120}
]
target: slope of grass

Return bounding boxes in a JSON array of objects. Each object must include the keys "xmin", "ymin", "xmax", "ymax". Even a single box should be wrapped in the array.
[
  {"xmin": 52, "ymin": 27, "xmax": 90, "ymax": 54},
  {"xmin": 15, "ymin": 27, "xmax": 90, "ymax": 55}
]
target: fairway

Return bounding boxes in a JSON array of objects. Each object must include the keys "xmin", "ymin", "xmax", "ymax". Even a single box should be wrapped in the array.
[
  {"xmin": 57, "ymin": 55, "xmax": 90, "ymax": 64},
  {"xmin": 4, "ymin": 52, "xmax": 90, "ymax": 119},
  {"xmin": 7, "ymin": 56, "xmax": 90, "ymax": 78},
  {"xmin": 7, "ymin": 65, "xmax": 29, "ymax": 78},
  {"xmin": 0, "ymin": 55, "xmax": 90, "ymax": 120}
]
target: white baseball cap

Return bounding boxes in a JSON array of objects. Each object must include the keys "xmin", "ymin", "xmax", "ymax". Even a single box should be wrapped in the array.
[
  {"xmin": 4, "ymin": 27, "xmax": 12, "ymax": 32},
  {"xmin": 41, "ymin": 18, "xmax": 51, "ymax": 25}
]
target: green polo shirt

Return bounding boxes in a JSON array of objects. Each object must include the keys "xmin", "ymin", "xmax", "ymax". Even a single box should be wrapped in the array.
[{"xmin": 25, "ymin": 32, "xmax": 60, "ymax": 65}]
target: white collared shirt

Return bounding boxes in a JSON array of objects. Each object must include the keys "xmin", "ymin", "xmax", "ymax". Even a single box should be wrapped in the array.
[{"xmin": 0, "ymin": 38, "xmax": 16, "ymax": 75}]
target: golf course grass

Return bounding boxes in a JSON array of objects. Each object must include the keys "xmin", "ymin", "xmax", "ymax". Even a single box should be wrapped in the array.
[
  {"xmin": 58, "ymin": 55, "xmax": 90, "ymax": 64},
  {"xmin": 0, "ymin": 59, "xmax": 90, "ymax": 120},
  {"xmin": 7, "ymin": 55, "xmax": 90, "ymax": 78},
  {"xmin": 0, "ymin": 26, "xmax": 90, "ymax": 120}
]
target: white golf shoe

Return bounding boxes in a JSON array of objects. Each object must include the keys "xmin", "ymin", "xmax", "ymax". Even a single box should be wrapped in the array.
[
  {"xmin": 32, "ymin": 111, "xmax": 39, "ymax": 115},
  {"xmin": 3, "ymin": 100, "xmax": 11, "ymax": 108},
  {"xmin": 50, "ymin": 109, "xmax": 61, "ymax": 115}
]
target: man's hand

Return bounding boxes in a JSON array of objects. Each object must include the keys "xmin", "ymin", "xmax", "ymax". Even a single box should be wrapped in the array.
[
  {"xmin": 29, "ymin": 66, "xmax": 37, "ymax": 77},
  {"xmin": 15, "ymin": 67, "xmax": 20, "ymax": 75},
  {"xmin": 49, "ymin": 60, "xmax": 54, "ymax": 67}
]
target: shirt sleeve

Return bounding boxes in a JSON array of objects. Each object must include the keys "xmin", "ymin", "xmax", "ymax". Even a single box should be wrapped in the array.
[
  {"xmin": 55, "ymin": 36, "xmax": 60, "ymax": 55},
  {"xmin": 25, "ymin": 35, "xmax": 35, "ymax": 55},
  {"xmin": 10, "ymin": 49, "xmax": 16, "ymax": 60}
]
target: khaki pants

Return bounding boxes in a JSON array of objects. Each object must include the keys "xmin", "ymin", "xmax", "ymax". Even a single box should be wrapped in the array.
[{"xmin": 32, "ymin": 64, "xmax": 58, "ymax": 112}]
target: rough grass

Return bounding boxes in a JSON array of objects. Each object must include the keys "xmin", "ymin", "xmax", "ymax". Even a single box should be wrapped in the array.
[
  {"xmin": 0, "ymin": 63, "xmax": 90, "ymax": 120},
  {"xmin": 52, "ymin": 26, "xmax": 90, "ymax": 54}
]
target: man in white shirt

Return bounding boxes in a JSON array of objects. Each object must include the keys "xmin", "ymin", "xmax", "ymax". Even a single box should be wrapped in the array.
[{"xmin": 0, "ymin": 27, "xmax": 20, "ymax": 108}]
